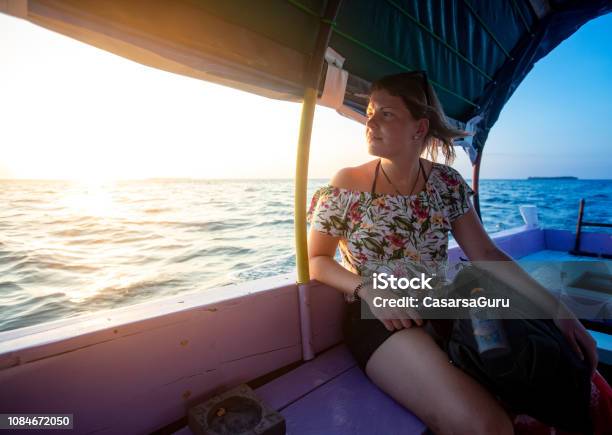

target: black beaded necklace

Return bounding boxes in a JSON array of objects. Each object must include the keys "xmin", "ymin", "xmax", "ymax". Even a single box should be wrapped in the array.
[{"xmin": 379, "ymin": 159, "xmax": 425, "ymax": 196}]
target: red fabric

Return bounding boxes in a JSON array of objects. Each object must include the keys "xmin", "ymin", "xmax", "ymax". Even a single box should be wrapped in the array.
[
  {"xmin": 591, "ymin": 372, "xmax": 612, "ymax": 435},
  {"xmin": 512, "ymin": 371, "xmax": 612, "ymax": 435}
]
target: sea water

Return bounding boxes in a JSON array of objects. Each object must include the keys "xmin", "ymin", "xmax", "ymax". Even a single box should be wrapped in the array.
[{"xmin": 1, "ymin": 178, "xmax": 610, "ymax": 332}]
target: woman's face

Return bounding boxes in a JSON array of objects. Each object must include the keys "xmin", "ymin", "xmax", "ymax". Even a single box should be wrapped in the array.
[{"xmin": 366, "ymin": 89, "xmax": 427, "ymax": 158}]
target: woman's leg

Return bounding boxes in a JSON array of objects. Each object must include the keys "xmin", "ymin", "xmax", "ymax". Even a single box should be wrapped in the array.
[{"xmin": 365, "ymin": 327, "xmax": 514, "ymax": 435}]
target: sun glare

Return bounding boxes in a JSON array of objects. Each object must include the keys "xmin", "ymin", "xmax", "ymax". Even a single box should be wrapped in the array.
[
  {"xmin": 59, "ymin": 180, "xmax": 120, "ymax": 218},
  {"xmin": 0, "ymin": 13, "xmax": 375, "ymax": 181}
]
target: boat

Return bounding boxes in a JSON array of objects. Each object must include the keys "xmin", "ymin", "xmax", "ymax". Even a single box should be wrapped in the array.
[{"xmin": 1, "ymin": 1, "xmax": 611, "ymax": 434}]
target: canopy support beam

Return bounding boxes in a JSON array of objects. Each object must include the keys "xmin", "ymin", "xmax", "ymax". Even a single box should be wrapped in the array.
[
  {"xmin": 295, "ymin": 0, "xmax": 343, "ymax": 361},
  {"xmin": 472, "ymin": 150, "xmax": 483, "ymax": 221}
]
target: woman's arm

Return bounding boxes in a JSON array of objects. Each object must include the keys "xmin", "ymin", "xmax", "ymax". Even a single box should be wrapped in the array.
[
  {"xmin": 452, "ymin": 206, "xmax": 598, "ymax": 375},
  {"xmin": 307, "ymin": 168, "xmax": 364, "ymax": 297},
  {"xmin": 307, "ymin": 228, "xmax": 420, "ymax": 331},
  {"xmin": 307, "ymin": 228, "xmax": 361, "ymax": 296}
]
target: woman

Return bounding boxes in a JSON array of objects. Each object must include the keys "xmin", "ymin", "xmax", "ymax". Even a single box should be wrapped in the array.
[{"xmin": 306, "ymin": 72, "xmax": 598, "ymax": 434}]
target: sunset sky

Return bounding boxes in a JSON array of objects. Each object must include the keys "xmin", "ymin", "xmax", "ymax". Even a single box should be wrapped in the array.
[{"xmin": 0, "ymin": 12, "xmax": 610, "ymax": 180}]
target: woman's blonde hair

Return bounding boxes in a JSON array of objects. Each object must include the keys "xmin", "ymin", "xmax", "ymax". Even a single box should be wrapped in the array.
[{"xmin": 371, "ymin": 72, "xmax": 468, "ymax": 165}]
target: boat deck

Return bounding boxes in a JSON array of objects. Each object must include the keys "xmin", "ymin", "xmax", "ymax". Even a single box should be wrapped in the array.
[
  {"xmin": 254, "ymin": 345, "xmax": 427, "ymax": 435},
  {"xmin": 518, "ymin": 249, "xmax": 611, "ymax": 295}
]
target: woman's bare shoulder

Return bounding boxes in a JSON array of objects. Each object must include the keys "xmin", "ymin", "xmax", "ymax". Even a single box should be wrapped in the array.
[{"xmin": 330, "ymin": 160, "xmax": 379, "ymax": 191}]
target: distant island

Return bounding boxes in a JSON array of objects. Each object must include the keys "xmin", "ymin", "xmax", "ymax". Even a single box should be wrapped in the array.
[{"xmin": 527, "ymin": 176, "xmax": 578, "ymax": 180}]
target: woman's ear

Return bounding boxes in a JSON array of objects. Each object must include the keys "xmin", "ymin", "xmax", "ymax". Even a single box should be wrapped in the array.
[{"xmin": 417, "ymin": 118, "xmax": 429, "ymax": 137}]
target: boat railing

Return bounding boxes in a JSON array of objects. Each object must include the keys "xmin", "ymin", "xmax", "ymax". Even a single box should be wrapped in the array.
[{"xmin": 571, "ymin": 199, "xmax": 612, "ymax": 259}]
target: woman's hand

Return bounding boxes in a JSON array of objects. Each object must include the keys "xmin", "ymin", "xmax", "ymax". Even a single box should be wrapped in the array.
[
  {"xmin": 554, "ymin": 308, "xmax": 598, "ymax": 378},
  {"xmin": 359, "ymin": 284, "xmax": 424, "ymax": 331}
]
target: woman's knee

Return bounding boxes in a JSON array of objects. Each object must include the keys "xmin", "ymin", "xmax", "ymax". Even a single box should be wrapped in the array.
[{"xmin": 364, "ymin": 328, "xmax": 514, "ymax": 435}]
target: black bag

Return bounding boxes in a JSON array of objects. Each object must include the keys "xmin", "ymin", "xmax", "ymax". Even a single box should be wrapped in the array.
[{"xmin": 440, "ymin": 265, "xmax": 593, "ymax": 434}]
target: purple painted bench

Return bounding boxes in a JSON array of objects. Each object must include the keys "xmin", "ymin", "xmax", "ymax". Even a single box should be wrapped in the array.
[{"xmin": 174, "ymin": 344, "xmax": 427, "ymax": 434}]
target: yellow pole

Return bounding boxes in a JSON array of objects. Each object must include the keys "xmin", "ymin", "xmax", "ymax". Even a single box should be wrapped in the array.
[
  {"xmin": 294, "ymin": 87, "xmax": 317, "ymax": 284},
  {"xmin": 294, "ymin": 0, "xmax": 342, "ymax": 361}
]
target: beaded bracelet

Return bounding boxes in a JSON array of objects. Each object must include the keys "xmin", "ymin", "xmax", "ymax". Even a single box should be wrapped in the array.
[{"xmin": 352, "ymin": 282, "xmax": 365, "ymax": 301}]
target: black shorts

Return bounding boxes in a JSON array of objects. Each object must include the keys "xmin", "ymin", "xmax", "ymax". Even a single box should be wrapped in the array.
[{"xmin": 342, "ymin": 301, "xmax": 452, "ymax": 372}]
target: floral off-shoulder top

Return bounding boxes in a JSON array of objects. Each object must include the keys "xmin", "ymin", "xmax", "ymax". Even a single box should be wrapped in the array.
[{"xmin": 307, "ymin": 162, "xmax": 474, "ymax": 303}]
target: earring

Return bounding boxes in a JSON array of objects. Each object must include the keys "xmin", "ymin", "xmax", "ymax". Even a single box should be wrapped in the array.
[{"xmin": 413, "ymin": 135, "xmax": 419, "ymax": 140}]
